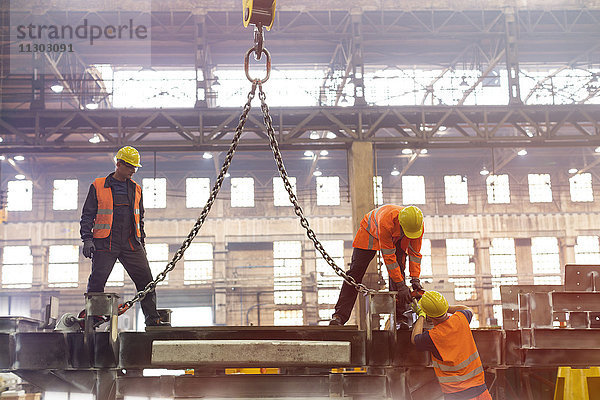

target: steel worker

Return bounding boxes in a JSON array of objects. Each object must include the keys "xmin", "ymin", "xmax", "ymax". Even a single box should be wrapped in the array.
[
  {"xmin": 80, "ymin": 146, "xmax": 168, "ymax": 327},
  {"xmin": 329, "ymin": 205, "xmax": 424, "ymax": 326},
  {"xmin": 411, "ymin": 291, "xmax": 492, "ymax": 400}
]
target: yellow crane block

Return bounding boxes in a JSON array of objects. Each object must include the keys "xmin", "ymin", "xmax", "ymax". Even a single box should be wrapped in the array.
[{"xmin": 554, "ymin": 366, "xmax": 600, "ymax": 400}]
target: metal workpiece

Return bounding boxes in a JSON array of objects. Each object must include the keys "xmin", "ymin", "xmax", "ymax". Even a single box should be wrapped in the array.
[{"xmin": 0, "ymin": 316, "xmax": 42, "ymax": 334}]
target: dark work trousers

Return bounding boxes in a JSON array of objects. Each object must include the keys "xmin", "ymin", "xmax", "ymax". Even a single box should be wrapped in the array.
[
  {"xmin": 333, "ymin": 244, "xmax": 408, "ymax": 324},
  {"xmin": 86, "ymin": 194, "xmax": 159, "ymax": 324}
]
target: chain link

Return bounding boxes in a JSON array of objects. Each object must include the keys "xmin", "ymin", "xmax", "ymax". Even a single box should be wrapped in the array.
[
  {"xmin": 119, "ymin": 82, "xmax": 258, "ymax": 314},
  {"xmin": 257, "ymin": 83, "xmax": 376, "ymax": 296}
]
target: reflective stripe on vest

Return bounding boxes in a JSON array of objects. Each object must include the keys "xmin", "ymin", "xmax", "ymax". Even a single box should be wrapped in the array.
[
  {"xmin": 437, "ymin": 366, "xmax": 484, "ymax": 383},
  {"xmin": 432, "ymin": 351, "xmax": 480, "ymax": 372}
]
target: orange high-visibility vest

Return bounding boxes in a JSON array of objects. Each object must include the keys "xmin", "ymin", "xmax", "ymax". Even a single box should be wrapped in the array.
[
  {"xmin": 428, "ymin": 312, "xmax": 486, "ymax": 395},
  {"xmin": 92, "ymin": 177, "xmax": 142, "ymax": 239},
  {"xmin": 352, "ymin": 205, "xmax": 423, "ymax": 282}
]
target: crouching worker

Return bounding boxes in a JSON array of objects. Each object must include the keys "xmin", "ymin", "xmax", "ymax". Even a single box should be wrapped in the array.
[{"xmin": 411, "ymin": 291, "xmax": 492, "ymax": 400}]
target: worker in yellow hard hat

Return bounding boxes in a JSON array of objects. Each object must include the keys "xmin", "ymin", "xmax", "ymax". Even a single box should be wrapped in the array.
[
  {"xmin": 329, "ymin": 205, "xmax": 425, "ymax": 327},
  {"xmin": 411, "ymin": 291, "xmax": 492, "ymax": 400},
  {"xmin": 80, "ymin": 146, "xmax": 169, "ymax": 327}
]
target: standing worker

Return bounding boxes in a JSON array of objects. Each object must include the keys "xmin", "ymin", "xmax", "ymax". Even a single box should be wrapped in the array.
[
  {"xmin": 329, "ymin": 205, "xmax": 425, "ymax": 326},
  {"xmin": 80, "ymin": 146, "xmax": 168, "ymax": 327},
  {"xmin": 411, "ymin": 291, "xmax": 492, "ymax": 400}
]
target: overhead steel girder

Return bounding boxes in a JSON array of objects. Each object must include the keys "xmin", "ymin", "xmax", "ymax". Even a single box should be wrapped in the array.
[{"xmin": 1, "ymin": 104, "xmax": 600, "ymax": 153}]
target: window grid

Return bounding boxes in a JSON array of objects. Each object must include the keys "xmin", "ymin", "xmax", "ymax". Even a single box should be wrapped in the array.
[
  {"xmin": 420, "ymin": 239, "xmax": 433, "ymax": 277},
  {"xmin": 575, "ymin": 236, "xmax": 600, "ymax": 264},
  {"xmin": 448, "ymin": 277, "xmax": 477, "ymax": 301},
  {"xmin": 231, "ymin": 177, "xmax": 255, "ymax": 207},
  {"xmin": 316, "ymin": 176, "xmax": 340, "ymax": 206},
  {"xmin": 528, "ymin": 174, "xmax": 552, "ymax": 203},
  {"xmin": 48, "ymin": 245, "xmax": 79, "ymax": 287},
  {"xmin": 492, "ymin": 276, "xmax": 518, "ymax": 301},
  {"xmin": 531, "ymin": 237, "xmax": 561, "ymax": 283},
  {"xmin": 274, "ymin": 241, "xmax": 303, "ymax": 305},
  {"xmin": 2, "ymin": 246, "xmax": 33, "ymax": 288},
  {"xmin": 316, "ymin": 240, "xmax": 344, "ymax": 304},
  {"xmin": 486, "ymin": 174, "xmax": 510, "ymax": 204},
  {"xmin": 186, "ymin": 178, "xmax": 210, "ymax": 208},
  {"xmin": 142, "ymin": 178, "xmax": 167, "ymax": 209},
  {"xmin": 444, "ymin": 175, "xmax": 468, "ymax": 205},
  {"xmin": 273, "ymin": 177, "xmax": 296, "ymax": 207},
  {"xmin": 490, "ymin": 238, "xmax": 517, "ymax": 276},
  {"xmin": 569, "ymin": 173, "xmax": 594, "ymax": 202},
  {"xmin": 493, "ymin": 304, "xmax": 503, "ymax": 327},
  {"xmin": 184, "ymin": 243, "xmax": 213, "ymax": 285},
  {"xmin": 7, "ymin": 180, "xmax": 33, "ymax": 211},
  {"xmin": 53, "ymin": 179, "xmax": 78, "ymax": 210},
  {"xmin": 446, "ymin": 239, "xmax": 475, "ymax": 275},
  {"xmin": 146, "ymin": 243, "xmax": 170, "ymax": 285},
  {"xmin": 273, "ymin": 309, "xmax": 303, "ymax": 326},
  {"xmin": 402, "ymin": 175, "xmax": 426, "ymax": 205},
  {"xmin": 373, "ymin": 176, "xmax": 383, "ymax": 206}
]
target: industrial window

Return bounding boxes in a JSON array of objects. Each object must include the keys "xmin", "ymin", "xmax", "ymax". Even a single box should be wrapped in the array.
[
  {"xmin": 146, "ymin": 243, "xmax": 170, "ymax": 285},
  {"xmin": 528, "ymin": 174, "xmax": 552, "ymax": 203},
  {"xmin": 48, "ymin": 245, "xmax": 79, "ymax": 288},
  {"xmin": 231, "ymin": 177, "xmax": 255, "ymax": 207},
  {"xmin": 2, "ymin": 246, "xmax": 33, "ymax": 288},
  {"xmin": 569, "ymin": 173, "xmax": 594, "ymax": 202},
  {"xmin": 448, "ymin": 277, "xmax": 476, "ymax": 301},
  {"xmin": 273, "ymin": 309, "xmax": 303, "ymax": 326},
  {"xmin": 486, "ymin": 174, "xmax": 510, "ymax": 204},
  {"xmin": 142, "ymin": 178, "xmax": 167, "ymax": 209},
  {"xmin": 53, "ymin": 179, "xmax": 78, "ymax": 210},
  {"xmin": 373, "ymin": 176, "xmax": 383, "ymax": 206},
  {"xmin": 420, "ymin": 239, "xmax": 433, "ymax": 277},
  {"xmin": 493, "ymin": 304, "xmax": 503, "ymax": 327},
  {"xmin": 316, "ymin": 176, "xmax": 340, "ymax": 206},
  {"xmin": 444, "ymin": 175, "xmax": 468, "ymax": 204},
  {"xmin": 273, "ymin": 176, "xmax": 296, "ymax": 207},
  {"xmin": 106, "ymin": 262, "xmax": 125, "ymax": 287},
  {"xmin": 273, "ymin": 241, "xmax": 303, "ymax": 305},
  {"xmin": 7, "ymin": 180, "xmax": 32, "ymax": 211},
  {"xmin": 490, "ymin": 238, "xmax": 518, "ymax": 301},
  {"xmin": 492, "ymin": 276, "xmax": 518, "ymax": 301},
  {"xmin": 531, "ymin": 237, "xmax": 561, "ymax": 282},
  {"xmin": 186, "ymin": 178, "xmax": 210, "ymax": 208},
  {"xmin": 402, "ymin": 175, "xmax": 426, "ymax": 205},
  {"xmin": 184, "ymin": 243, "xmax": 213, "ymax": 285},
  {"xmin": 446, "ymin": 239, "xmax": 475, "ymax": 275},
  {"xmin": 533, "ymin": 275, "xmax": 562, "ymax": 285},
  {"xmin": 316, "ymin": 240, "xmax": 345, "ymax": 304},
  {"xmin": 575, "ymin": 236, "xmax": 600, "ymax": 264}
]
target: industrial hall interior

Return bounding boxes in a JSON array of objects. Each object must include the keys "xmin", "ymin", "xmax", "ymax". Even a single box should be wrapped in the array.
[{"xmin": 1, "ymin": 0, "xmax": 600, "ymax": 399}]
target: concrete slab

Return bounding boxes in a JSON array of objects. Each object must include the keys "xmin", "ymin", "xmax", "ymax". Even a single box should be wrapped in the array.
[{"xmin": 151, "ymin": 339, "xmax": 351, "ymax": 366}]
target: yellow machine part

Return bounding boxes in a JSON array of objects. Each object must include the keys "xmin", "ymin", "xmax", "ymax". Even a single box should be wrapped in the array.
[
  {"xmin": 242, "ymin": 0, "xmax": 276, "ymax": 30},
  {"xmin": 554, "ymin": 366, "xmax": 600, "ymax": 400},
  {"xmin": 330, "ymin": 367, "xmax": 367, "ymax": 374},
  {"xmin": 225, "ymin": 368, "xmax": 280, "ymax": 374}
]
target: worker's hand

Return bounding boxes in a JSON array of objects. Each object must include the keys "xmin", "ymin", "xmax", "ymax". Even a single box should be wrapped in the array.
[
  {"xmin": 395, "ymin": 282, "xmax": 412, "ymax": 305},
  {"xmin": 410, "ymin": 277, "xmax": 423, "ymax": 292},
  {"xmin": 82, "ymin": 240, "xmax": 95, "ymax": 259},
  {"xmin": 411, "ymin": 300, "xmax": 427, "ymax": 319}
]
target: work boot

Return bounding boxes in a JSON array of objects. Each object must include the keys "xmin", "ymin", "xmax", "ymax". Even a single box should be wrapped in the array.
[{"xmin": 329, "ymin": 315, "xmax": 343, "ymax": 326}]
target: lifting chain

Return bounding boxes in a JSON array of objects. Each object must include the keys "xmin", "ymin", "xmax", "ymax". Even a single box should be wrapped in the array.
[
  {"xmin": 118, "ymin": 82, "xmax": 258, "ymax": 315},
  {"xmin": 257, "ymin": 82, "xmax": 377, "ymax": 296}
]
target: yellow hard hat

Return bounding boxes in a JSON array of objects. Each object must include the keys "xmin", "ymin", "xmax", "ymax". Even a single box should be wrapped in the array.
[
  {"xmin": 419, "ymin": 291, "xmax": 449, "ymax": 318},
  {"xmin": 115, "ymin": 146, "xmax": 142, "ymax": 167},
  {"xmin": 398, "ymin": 205, "xmax": 423, "ymax": 239}
]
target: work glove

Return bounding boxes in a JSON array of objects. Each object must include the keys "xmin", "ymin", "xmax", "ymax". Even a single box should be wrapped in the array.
[
  {"xmin": 395, "ymin": 282, "xmax": 413, "ymax": 305},
  {"xmin": 410, "ymin": 277, "xmax": 424, "ymax": 292},
  {"xmin": 411, "ymin": 299, "xmax": 427, "ymax": 319},
  {"xmin": 82, "ymin": 240, "xmax": 95, "ymax": 259}
]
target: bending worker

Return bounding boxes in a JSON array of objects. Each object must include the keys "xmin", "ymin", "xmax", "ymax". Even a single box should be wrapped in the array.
[
  {"xmin": 80, "ymin": 146, "xmax": 168, "ymax": 327},
  {"xmin": 411, "ymin": 291, "xmax": 492, "ymax": 400},
  {"xmin": 330, "ymin": 205, "xmax": 424, "ymax": 326}
]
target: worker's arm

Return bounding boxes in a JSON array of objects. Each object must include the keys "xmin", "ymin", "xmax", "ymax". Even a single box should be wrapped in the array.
[
  {"xmin": 407, "ymin": 237, "xmax": 423, "ymax": 278},
  {"xmin": 448, "ymin": 305, "xmax": 472, "ymax": 314},
  {"xmin": 80, "ymin": 184, "xmax": 98, "ymax": 241},
  {"xmin": 139, "ymin": 189, "xmax": 146, "ymax": 243},
  {"xmin": 410, "ymin": 315, "xmax": 425, "ymax": 345}
]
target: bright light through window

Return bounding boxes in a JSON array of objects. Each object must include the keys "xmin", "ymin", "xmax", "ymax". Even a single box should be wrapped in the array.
[
  {"xmin": 528, "ymin": 174, "xmax": 552, "ymax": 203},
  {"xmin": 273, "ymin": 176, "xmax": 296, "ymax": 207},
  {"xmin": 106, "ymin": 262, "xmax": 125, "ymax": 287},
  {"xmin": 231, "ymin": 177, "xmax": 255, "ymax": 207},
  {"xmin": 7, "ymin": 180, "xmax": 32, "ymax": 211},
  {"xmin": 575, "ymin": 236, "xmax": 600, "ymax": 264},
  {"xmin": 274, "ymin": 309, "xmax": 303, "ymax": 326},
  {"xmin": 446, "ymin": 239, "xmax": 475, "ymax": 275},
  {"xmin": 444, "ymin": 175, "xmax": 468, "ymax": 204},
  {"xmin": 531, "ymin": 237, "xmax": 561, "ymax": 282},
  {"xmin": 316, "ymin": 240, "xmax": 344, "ymax": 304},
  {"xmin": 143, "ymin": 178, "xmax": 167, "ymax": 209},
  {"xmin": 186, "ymin": 178, "xmax": 210, "ymax": 208},
  {"xmin": 111, "ymin": 69, "xmax": 196, "ymax": 108},
  {"xmin": 448, "ymin": 277, "xmax": 476, "ymax": 301},
  {"xmin": 146, "ymin": 243, "xmax": 169, "ymax": 285},
  {"xmin": 569, "ymin": 173, "xmax": 594, "ymax": 202},
  {"xmin": 2, "ymin": 246, "xmax": 33, "ymax": 288},
  {"xmin": 316, "ymin": 176, "xmax": 340, "ymax": 206},
  {"xmin": 486, "ymin": 174, "xmax": 510, "ymax": 204},
  {"xmin": 184, "ymin": 243, "xmax": 213, "ymax": 284},
  {"xmin": 273, "ymin": 241, "xmax": 302, "ymax": 305},
  {"xmin": 53, "ymin": 179, "xmax": 78, "ymax": 210},
  {"xmin": 373, "ymin": 176, "xmax": 383, "ymax": 206},
  {"xmin": 402, "ymin": 175, "xmax": 426, "ymax": 205},
  {"xmin": 490, "ymin": 238, "xmax": 517, "ymax": 276},
  {"xmin": 48, "ymin": 245, "xmax": 79, "ymax": 287},
  {"xmin": 420, "ymin": 239, "xmax": 433, "ymax": 276}
]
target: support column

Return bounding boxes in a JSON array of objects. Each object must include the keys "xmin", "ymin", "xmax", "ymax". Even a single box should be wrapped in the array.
[
  {"xmin": 515, "ymin": 238, "xmax": 533, "ymax": 284},
  {"xmin": 347, "ymin": 141, "xmax": 375, "ymax": 328},
  {"xmin": 350, "ymin": 12, "xmax": 366, "ymax": 106},
  {"xmin": 302, "ymin": 246, "xmax": 319, "ymax": 325},
  {"xmin": 504, "ymin": 7, "xmax": 522, "ymax": 105},
  {"xmin": 559, "ymin": 237, "xmax": 577, "ymax": 278},
  {"xmin": 30, "ymin": 52, "xmax": 45, "ymax": 110},
  {"xmin": 194, "ymin": 13, "xmax": 216, "ymax": 108},
  {"xmin": 213, "ymin": 243, "xmax": 228, "ymax": 325},
  {"xmin": 475, "ymin": 239, "xmax": 494, "ymax": 325}
]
